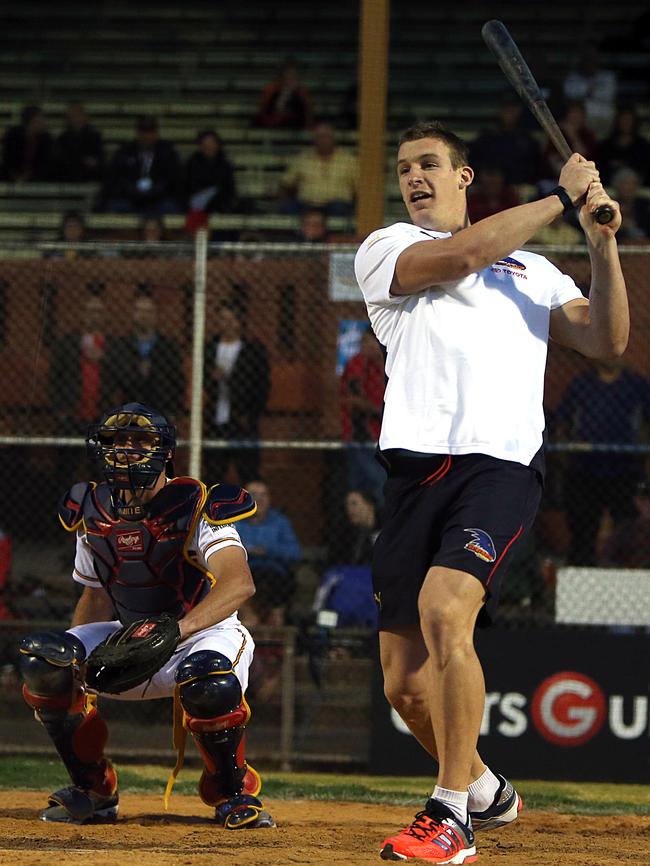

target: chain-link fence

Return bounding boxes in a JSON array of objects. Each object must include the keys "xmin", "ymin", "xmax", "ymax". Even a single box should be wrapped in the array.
[{"xmin": 0, "ymin": 239, "xmax": 648, "ymax": 768}]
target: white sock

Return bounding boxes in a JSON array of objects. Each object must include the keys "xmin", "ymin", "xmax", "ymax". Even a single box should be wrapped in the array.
[
  {"xmin": 431, "ymin": 786, "xmax": 468, "ymax": 825},
  {"xmin": 467, "ymin": 767, "xmax": 501, "ymax": 813}
]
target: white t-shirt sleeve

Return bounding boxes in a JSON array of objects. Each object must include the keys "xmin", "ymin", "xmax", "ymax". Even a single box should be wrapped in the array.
[
  {"xmin": 548, "ymin": 263, "xmax": 585, "ymax": 309},
  {"xmin": 355, "ymin": 225, "xmax": 427, "ymax": 306},
  {"xmin": 191, "ymin": 517, "xmax": 247, "ymax": 571},
  {"xmin": 73, "ymin": 532, "xmax": 102, "ymax": 587}
]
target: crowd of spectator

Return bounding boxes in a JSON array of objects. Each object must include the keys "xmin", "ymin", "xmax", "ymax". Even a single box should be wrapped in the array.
[
  {"xmin": 1, "ymin": 45, "xmax": 649, "ymax": 243},
  {"xmin": 1, "ymin": 44, "xmax": 650, "ymax": 631},
  {"xmin": 0, "ymin": 87, "xmax": 358, "ymax": 228}
]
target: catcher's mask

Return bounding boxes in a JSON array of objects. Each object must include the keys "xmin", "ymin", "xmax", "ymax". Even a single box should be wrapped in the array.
[{"xmin": 86, "ymin": 402, "xmax": 176, "ymax": 519}]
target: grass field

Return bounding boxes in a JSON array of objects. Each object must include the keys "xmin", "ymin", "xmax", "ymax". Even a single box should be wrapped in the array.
[{"xmin": 1, "ymin": 756, "xmax": 647, "ymax": 816}]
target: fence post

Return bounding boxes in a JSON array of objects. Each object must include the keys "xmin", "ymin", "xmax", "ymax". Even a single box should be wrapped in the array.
[
  {"xmin": 189, "ymin": 228, "xmax": 208, "ymax": 479},
  {"xmin": 280, "ymin": 627, "xmax": 296, "ymax": 772}
]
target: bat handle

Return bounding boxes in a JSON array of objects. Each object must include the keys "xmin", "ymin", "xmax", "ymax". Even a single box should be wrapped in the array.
[{"xmin": 594, "ymin": 204, "xmax": 615, "ymax": 225}]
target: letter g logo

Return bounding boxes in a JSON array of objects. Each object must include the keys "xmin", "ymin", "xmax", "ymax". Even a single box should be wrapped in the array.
[{"xmin": 531, "ymin": 671, "xmax": 606, "ymax": 747}]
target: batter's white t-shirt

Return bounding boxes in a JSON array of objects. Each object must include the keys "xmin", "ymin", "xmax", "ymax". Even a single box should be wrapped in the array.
[
  {"xmin": 354, "ymin": 222, "xmax": 584, "ymax": 466},
  {"xmin": 72, "ymin": 517, "xmax": 246, "ymax": 628}
]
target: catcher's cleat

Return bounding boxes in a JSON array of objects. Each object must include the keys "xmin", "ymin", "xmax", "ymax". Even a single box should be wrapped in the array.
[
  {"xmin": 40, "ymin": 785, "xmax": 119, "ymax": 824},
  {"xmin": 380, "ymin": 799, "xmax": 477, "ymax": 863},
  {"xmin": 214, "ymin": 793, "xmax": 276, "ymax": 830},
  {"xmin": 470, "ymin": 774, "xmax": 522, "ymax": 832}
]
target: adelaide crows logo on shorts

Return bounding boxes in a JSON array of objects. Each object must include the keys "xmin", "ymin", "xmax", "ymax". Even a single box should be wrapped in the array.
[
  {"xmin": 494, "ymin": 256, "xmax": 526, "ymax": 270},
  {"xmin": 463, "ymin": 528, "xmax": 496, "ymax": 563}
]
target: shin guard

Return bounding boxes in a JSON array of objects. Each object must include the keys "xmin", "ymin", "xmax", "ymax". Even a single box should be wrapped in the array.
[
  {"xmin": 175, "ymin": 649, "xmax": 261, "ymax": 807},
  {"xmin": 186, "ymin": 701, "xmax": 261, "ymax": 806},
  {"xmin": 19, "ymin": 632, "xmax": 117, "ymax": 798}
]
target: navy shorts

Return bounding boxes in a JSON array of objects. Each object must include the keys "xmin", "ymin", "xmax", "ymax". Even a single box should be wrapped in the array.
[{"xmin": 372, "ymin": 450, "xmax": 543, "ymax": 629}]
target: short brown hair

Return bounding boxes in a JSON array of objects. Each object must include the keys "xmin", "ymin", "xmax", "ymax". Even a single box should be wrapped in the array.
[{"xmin": 398, "ymin": 121, "xmax": 469, "ymax": 170}]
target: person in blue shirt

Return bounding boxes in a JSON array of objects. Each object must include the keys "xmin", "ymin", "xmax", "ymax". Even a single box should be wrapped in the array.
[
  {"xmin": 237, "ymin": 479, "xmax": 302, "ymax": 625},
  {"xmin": 554, "ymin": 358, "xmax": 650, "ymax": 565}
]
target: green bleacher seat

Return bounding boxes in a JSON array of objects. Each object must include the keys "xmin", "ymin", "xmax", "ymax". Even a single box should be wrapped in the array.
[{"xmin": 0, "ymin": 0, "xmax": 644, "ymax": 243}]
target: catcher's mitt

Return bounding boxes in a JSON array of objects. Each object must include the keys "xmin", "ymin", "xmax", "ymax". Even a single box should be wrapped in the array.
[{"xmin": 85, "ymin": 613, "xmax": 181, "ymax": 694}]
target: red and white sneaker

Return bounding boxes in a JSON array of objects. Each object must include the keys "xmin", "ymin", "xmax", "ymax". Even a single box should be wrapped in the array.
[
  {"xmin": 469, "ymin": 774, "xmax": 522, "ymax": 832},
  {"xmin": 380, "ymin": 799, "xmax": 478, "ymax": 863}
]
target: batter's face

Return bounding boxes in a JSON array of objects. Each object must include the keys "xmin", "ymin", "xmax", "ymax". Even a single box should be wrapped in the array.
[{"xmin": 397, "ymin": 137, "xmax": 473, "ymax": 231}]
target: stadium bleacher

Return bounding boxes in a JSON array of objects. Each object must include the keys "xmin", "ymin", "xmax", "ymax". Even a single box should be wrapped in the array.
[{"xmin": 0, "ymin": 0, "xmax": 646, "ymax": 240}]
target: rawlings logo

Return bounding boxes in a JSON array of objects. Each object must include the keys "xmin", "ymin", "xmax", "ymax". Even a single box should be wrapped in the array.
[
  {"xmin": 463, "ymin": 528, "xmax": 497, "ymax": 563},
  {"xmin": 131, "ymin": 622, "xmax": 157, "ymax": 639},
  {"xmin": 115, "ymin": 530, "xmax": 144, "ymax": 553}
]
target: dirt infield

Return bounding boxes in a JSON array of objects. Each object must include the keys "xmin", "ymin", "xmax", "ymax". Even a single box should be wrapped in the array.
[{"xmin": 1, "ymin": 792, "xmax": 648, "ymax": 865}]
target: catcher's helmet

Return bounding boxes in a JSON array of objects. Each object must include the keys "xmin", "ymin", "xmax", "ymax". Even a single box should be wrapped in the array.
[{"xmin": 86, "ymin": 402, "xmax": 176, "ymax": 496}]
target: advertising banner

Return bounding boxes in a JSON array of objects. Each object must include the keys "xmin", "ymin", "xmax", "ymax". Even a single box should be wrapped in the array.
[{"xmin": 370, "ymin": 629, "xmax": 650, "ymax": 782}]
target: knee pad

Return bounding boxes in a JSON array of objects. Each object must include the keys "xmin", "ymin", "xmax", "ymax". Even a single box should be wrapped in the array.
[
  {"xmin": 19, "ymin": 631, "xmax": 86, "ymax": 711},
  {"xmin": 176, "ymin": 650, "xmax": 244, "ymax": 723}
]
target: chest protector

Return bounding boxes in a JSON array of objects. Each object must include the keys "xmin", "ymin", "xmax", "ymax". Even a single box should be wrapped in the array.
[{"xmin": 60, "ymin": 478, "xmax": 210, "ymax": 626}]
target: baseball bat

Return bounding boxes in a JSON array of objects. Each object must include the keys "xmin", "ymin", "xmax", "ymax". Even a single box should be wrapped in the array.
[{"xmin": 481, "ymin": 19, "xmax": 614, "ymax": 225}]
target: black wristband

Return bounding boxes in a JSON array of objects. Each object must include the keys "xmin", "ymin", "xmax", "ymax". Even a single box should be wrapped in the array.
[{"xmin": 550, "ymin": 185, "xmax": 574, "ymax": 214}]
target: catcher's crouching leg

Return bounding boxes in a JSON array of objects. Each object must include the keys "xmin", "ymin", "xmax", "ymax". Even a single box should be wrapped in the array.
[
  {"xmin": 18, "ymin": 631, "xmax": 118, "ymax": 824},
  {"xmin": 176, "ymin": 649, "xmax": 275, "ymax": 829}
]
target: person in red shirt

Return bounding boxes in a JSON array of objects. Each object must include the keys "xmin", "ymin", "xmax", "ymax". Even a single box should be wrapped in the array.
[
  {"xmin": 254, "ymin": 60, "xmax": 313, "ymax": 130},
  {"xmin": 48, "ymin": 294, "xmax": 107, "ymax": 500},
  {"xmin": 49, "ymin": 294, "xmax": 106, "ymax": 430},
  {"xmin": 340, "ymin": 329, "xmax": 386, "ymax": 504}
]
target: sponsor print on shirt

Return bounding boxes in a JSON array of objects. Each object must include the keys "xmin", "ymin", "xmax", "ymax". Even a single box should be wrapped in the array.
[
  {"xmin": 491, "ymin": 256, "xmax": 528, "ymax": 279},
  {"xmin": 463, "ymin": 528, "xmax": 497, "ymax": 563}
]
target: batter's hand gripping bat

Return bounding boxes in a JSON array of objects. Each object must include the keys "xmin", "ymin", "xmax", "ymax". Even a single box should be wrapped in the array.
[{"xmin": 481, "ymin": 19, "xmax": 614, "ymax": 224}]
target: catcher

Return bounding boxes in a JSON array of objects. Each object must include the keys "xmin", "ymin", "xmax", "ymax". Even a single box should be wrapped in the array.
[{"xmin": 18, "ymin": 402, "xmax": 274, "ymax": 829}]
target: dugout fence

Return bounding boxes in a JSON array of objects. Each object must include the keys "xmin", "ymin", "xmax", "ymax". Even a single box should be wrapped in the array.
[{"xmin": 0, "ymin": 237, "xmax": 648, "ymax": 770}]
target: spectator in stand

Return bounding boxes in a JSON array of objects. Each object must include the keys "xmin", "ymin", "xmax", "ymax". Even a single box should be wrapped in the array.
[
  {"xmin": 340, "ymin": 329, "xmax": 386, "ymax": 506},
  {"xmin": 101, "ymin": 291, "xmax": 185, "ymax": 420},
  {"xmin": 59, "ymin": 210, "xmax": 86, "ymax": 243},
  {"xmin": 2, "ymin": 105, "xmax": 54, "ymax": 182},
  {"xmin": 467, "ymin": 166, "xmax": 520, "ymax": 223},
  {"xmin": 204, "ymin": 303, "xmax": 270, "ymax": 485},
  {"xmin": 42, "ymin": 211, "xmax": 93, "ymax": 260},
  {"xmin": 554, "ymin": 359, "xmax": 650, "ymax": 566},
  {"xmin": 563, "ymin": 44, "xmax": 617, "ymax": 137},
  {"xmin": 236, "ymin": 478, "xmax": 302, "ymax": 626},
  {"xmin": 601, "ymin": 478, "xmax": 650, "ymax": 567},
  {"xmin": 540, "ymin": 102, "xmax": 598, "ymax": 182},
  {"xmin": 314, "ymin": 489, "xmax": 379, "ymax": 630},
  {"xmin": 279, "ymin": 121, "xmax": 357, "ymax": 216},
  {"xmin": 184, "ymin": 129, "xmax": 237, "ymax": 231},
  {"xmin": 254, "ymin": 59, "xmax": 313, "ymax": 130},
  {"xmin": 140, "ymin": 214, "xmax": 166, "ymax": 243},
  {"xmin": 48, "ymin": 292, "xmax": 107, "ymax": 489},
  {"xmin": 100, "ymin": 115, "xmax": 180, "ymax": 215},
  {"xmin": 329, "ymin": 489, "xmax": 379, "ymax": 567},
  {"xmin": 470, "ymin": 98, "xmax": 539, "ymax": 185},
  {"xmin": 295, "ymin": 207, "xmax": 329, "ymax": 242},
  {"xmin": 599, "ymin": 106, "xmax": 650, "ymax": 185},
  {"xmin": 610, "ymin": 167, "xmax": 650, "ymax": 242},
  {"xmin": 49, "ymin": 292, "xmax": 106, "ymax": 431},
  {"xmin": 54, "ymin": 102, "xmax": 104, "ymax": 182},
  {"xmin": 120, "ymin": 216, "xmax": 169, "ymax": 259}
]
